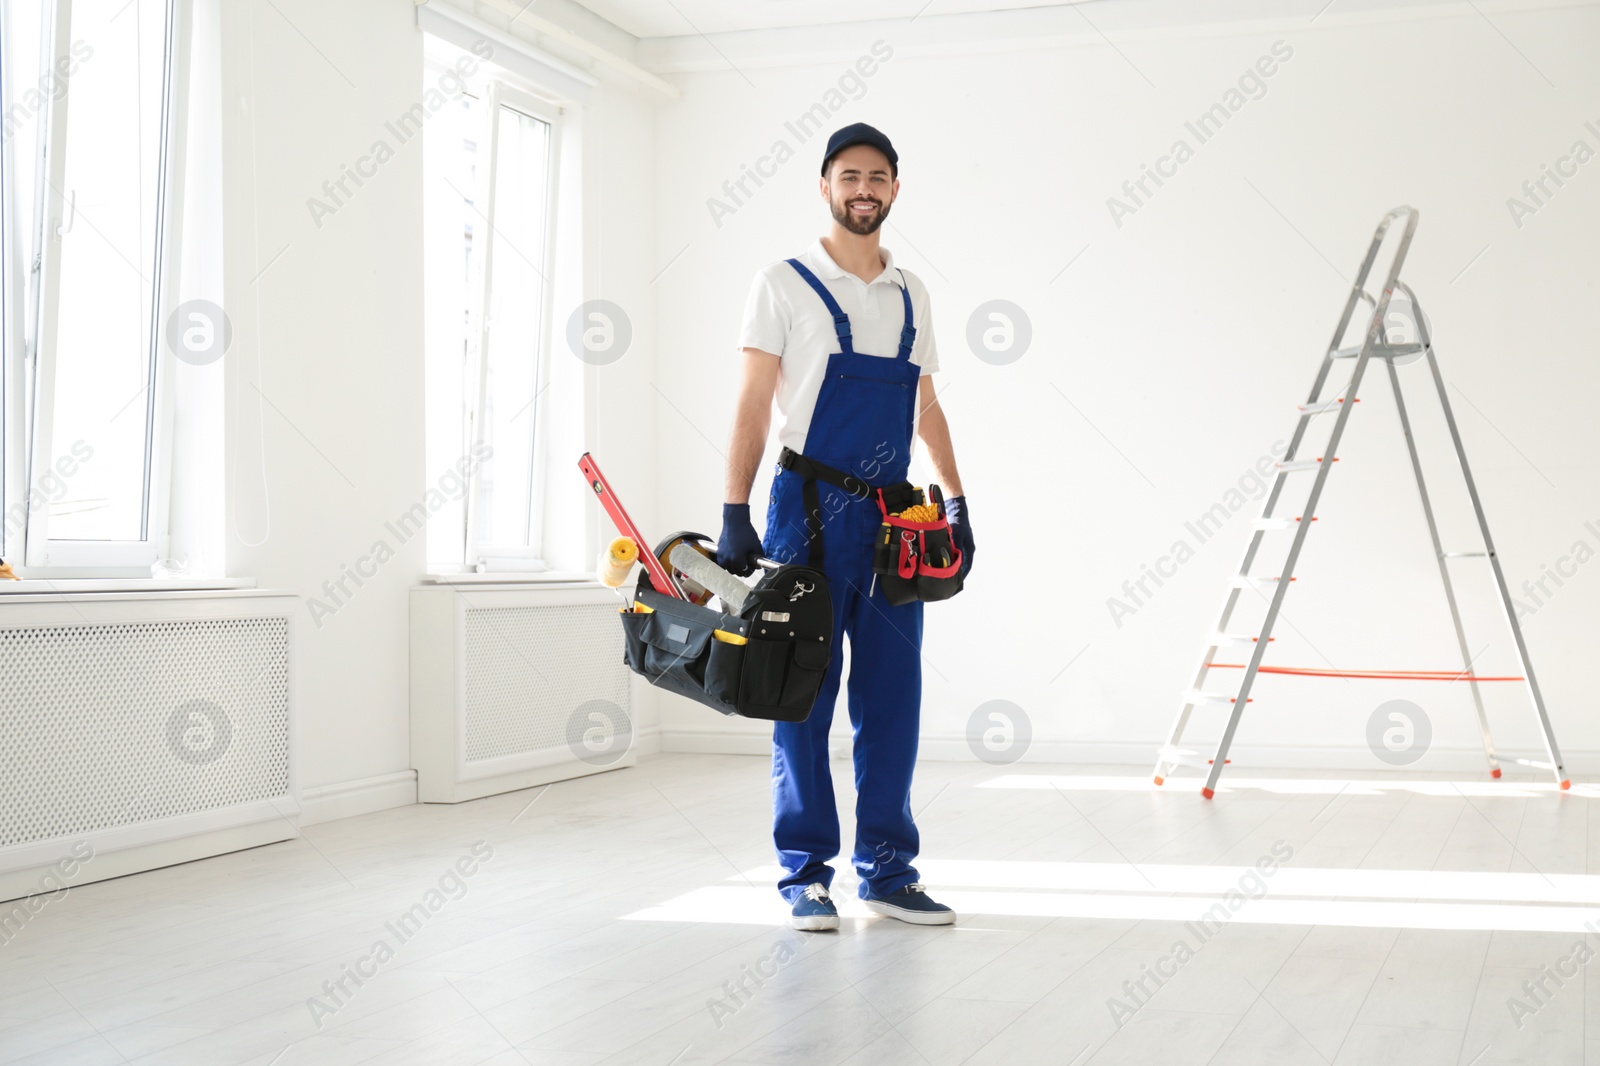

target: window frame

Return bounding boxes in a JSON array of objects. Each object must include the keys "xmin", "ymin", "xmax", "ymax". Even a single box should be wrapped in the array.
[
  {"xmin": 0, "ymin": 0, "xmax": 27, "ymax": 561},
  {"xmin": 429, "ymin": 63, "xmax": 563, "ymax": 575},
  {"xmin": 3, "ymin": 0, "xmax": 191, "ymax": 575}
]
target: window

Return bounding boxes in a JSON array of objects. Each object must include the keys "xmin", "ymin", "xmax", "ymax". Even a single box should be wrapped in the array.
[
  {"xmin": 422, "ymin": 43, "xmax": 562, "ymax": 573},
  {"xmin": 1, "ymin": 0, "xmax": 190, "ymax": 574}
]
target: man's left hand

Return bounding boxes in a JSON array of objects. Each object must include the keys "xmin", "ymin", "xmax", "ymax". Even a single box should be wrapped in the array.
[{"xmin": 945, "ymin": 495, "xmax": 974, "ymax": 579}]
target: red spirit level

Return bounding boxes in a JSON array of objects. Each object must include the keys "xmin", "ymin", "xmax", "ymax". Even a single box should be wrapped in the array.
[{"xmin": 578, "ymin": 452, "xmax": 683, "ymax": 599}]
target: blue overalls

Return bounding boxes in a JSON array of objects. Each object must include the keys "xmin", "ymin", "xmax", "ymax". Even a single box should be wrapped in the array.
[{"xmin": 763, "ymin": 257, "xmax": 925, "ymax": 904}]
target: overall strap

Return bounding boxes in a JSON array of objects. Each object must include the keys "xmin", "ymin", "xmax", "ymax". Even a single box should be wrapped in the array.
[
  {"xmin": 786, "ymin": 258, "xmax": 854, "ymax": 356},
  {"xmin": 895, "ymin": 268, "xmax": 916, "ymax": 362}
]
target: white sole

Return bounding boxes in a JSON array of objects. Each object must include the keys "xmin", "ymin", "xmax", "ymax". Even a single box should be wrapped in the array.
[
  {"xmin": 790, "ymin": 914, "xmax": 839, "ymax": 931},
  {"xmin": 864, "ymin": 900, "xmax": 956, "ymax": 925}
]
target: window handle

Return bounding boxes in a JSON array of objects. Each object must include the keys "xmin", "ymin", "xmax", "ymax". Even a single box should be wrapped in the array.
[{"xmin": 56, "ymin": 190, "xmax": 76, "ymax": 236}]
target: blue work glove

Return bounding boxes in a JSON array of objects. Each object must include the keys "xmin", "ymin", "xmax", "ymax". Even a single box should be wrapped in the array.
[
  {"xmin": 945, "ymin": 495, "xmax": 974, "ymax": 579},
  {"xmin": 717, "ymin": 502, "xmax": 764, "ymax": 577}
]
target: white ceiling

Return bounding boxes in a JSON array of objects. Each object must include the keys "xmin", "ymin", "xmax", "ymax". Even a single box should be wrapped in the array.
[
  {"xmin": 571, "ymin": 0, "xmax": 1098, "ymax": 40},
  {"xmin": 569, "ymin": 0, "xmax": 1497, "ymax": 41}
]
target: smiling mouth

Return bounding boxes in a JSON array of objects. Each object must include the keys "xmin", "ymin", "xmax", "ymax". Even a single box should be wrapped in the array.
[{"xmin": 849, "ymin": 200, "xmax": 879, "ymax": 213}]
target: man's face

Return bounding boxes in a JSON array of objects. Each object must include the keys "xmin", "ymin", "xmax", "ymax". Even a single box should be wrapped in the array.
[{"xmin": 822, "ymin": 144, "xmax": 897, "ymax": 235}]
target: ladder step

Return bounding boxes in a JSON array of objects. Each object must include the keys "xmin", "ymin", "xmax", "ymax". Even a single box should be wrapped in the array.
[
  {"xmin": 1253, "ymin": 516, "xmax": 1317, "ymax": 531},
  {"xmin": 1209, "ymin": 633, "xmax": 1275, "ymax": 648},
  {"xmin": 1298, "ymin": 398, "xmax": 1360, "ymax": 415},
  {"xmin": 1187, "ymin": 690, "xmax": 1254, "ymax": 705},
  {"xmin": 1442, "ymin": 551, "xmax": 1488, "ymax": 559},
  {"xmin": 1232, "ymin": 575, "xmax": 1297, "ymax": 592},
  {"xmin": 1513, "ymin": 757, "xmax": 1557, "ymax": 770},
  {"xmin": 1331, "ymin": 342, "xmax": 1425, "ymax": 359},
  {"xmin": 1275, "ymin": 457, "xmax": 1339, "ymax": 473}
]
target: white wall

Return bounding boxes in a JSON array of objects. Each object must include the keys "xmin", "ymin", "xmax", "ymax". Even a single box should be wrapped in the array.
[
  {"xmin": 646, "ymin": 2, "xmax": 1600, "ymax": 772},
  {"xmin": 199, "ymin": 0, "xmax": 1598, "ymax": 805},
  {"xmin": 218, "ymin": 0, "xmax": 661, "ymax": 807}
]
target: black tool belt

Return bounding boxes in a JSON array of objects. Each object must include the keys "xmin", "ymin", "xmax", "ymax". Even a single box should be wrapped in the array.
[{"xmin": 777, "ymin": 447, "xmax": 918, "ymax": 567}]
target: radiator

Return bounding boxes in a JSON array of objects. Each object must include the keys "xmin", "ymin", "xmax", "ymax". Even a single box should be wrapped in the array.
[
  {"xmin": 411, "ymin": 584, "xmax": 634, "ymax": 802},
  {"xmin": 0, "ymin": 591, "xmax": 298, "ymax": 903}
]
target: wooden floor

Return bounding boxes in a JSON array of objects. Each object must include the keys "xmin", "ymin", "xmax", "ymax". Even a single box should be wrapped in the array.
[{"xmin": 4, "ymin": 752, "xmax": 1599, "ymax": 1065}]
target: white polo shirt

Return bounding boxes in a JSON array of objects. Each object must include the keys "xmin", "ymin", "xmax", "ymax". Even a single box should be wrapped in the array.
[{"xmin": 739, "ymin": 239, "xmax": 938, "ymax": 456}]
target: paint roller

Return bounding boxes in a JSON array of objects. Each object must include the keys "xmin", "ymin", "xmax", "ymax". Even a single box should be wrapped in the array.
[
  {"xmin": 667, "ymin": 542, "xmax": 753, "ymax": 614},
  {"xmin": 597, "ymin": 536, "xmax": 639, "ymax": 587}
]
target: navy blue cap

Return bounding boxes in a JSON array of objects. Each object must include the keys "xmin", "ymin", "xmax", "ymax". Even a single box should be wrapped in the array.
[{"xmin": 820, "ymin": 122, "xmax": 898, "ymax": 177}]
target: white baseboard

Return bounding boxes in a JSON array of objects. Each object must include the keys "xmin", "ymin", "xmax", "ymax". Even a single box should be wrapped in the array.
[
  {"xmin": 633, "ymin": 726, "xmax": 662, "ymax": 757},
  {"xmin": 658, "ymin": 729, "xmax": 1594, "ymax": 778},
  {"xmin": 298, "ymin": 770, "xmax": 418, "ymax": 826},
  {"xmin": 660, "ymin": 730, "xmax": 773, "ymax": 756},
  {"xmin": 296, "ymin": 735, "xmax": 666, "ymax": 825},
  {"xmin": 0, "ymin": 819, "xmax": 296, "ymax": 905}
]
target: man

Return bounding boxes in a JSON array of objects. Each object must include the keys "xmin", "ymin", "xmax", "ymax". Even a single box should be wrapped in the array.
[{"xmin": 717, "ymin": 122, "xmax": 975, "ymax": 932}]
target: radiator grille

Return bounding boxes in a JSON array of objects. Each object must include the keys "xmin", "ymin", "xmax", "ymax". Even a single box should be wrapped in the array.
[
  {"xmin": 462, "ymin": 604, "xmax": 629, "ymax": 763},
  {"xmin": 0, "ymin": 617, "xmax": 290, "ymax": 850}
]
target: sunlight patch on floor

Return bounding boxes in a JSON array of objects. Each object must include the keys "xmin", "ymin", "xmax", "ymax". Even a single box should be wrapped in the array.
[
  {"xmin": 978, "ymin": 773, "xmax": 1595, "ymax": 798},
  {"xmin": 622, "ymin": 881, "xmax": 1600, "ymax": 932}
]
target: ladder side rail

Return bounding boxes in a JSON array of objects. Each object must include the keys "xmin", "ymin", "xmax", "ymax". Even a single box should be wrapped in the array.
[
  {"xmin": 1295, "ymin": 288, "xmax": 1370, "ymax": 454},
  {"xmin": 1201, "ymin": 209, "xmax": 1420, "ymax": 795},
  {"xmin": 1160, "ymin": 340, "xmax": 1341, "ymax": 781},
  {"xmin": 1160, "ymin": 429, "xmax": 1322, "ymax": 780},
  {"xmin": 1301, "ymin": 206, "xmax": 1417, "ymax": 414},
  {"xmin": 1195, "ymin": 223, "xmax": 1398, "ymax": 680},
  {"xmin": 1158, "ymin": 584, "xmax": 1239, "ymax": 778},
  {"xmin": 1158, "ymin": 311, "xmax": 1354, "ymax": 779},
  {"xmin": 1283, "ymin": 212, "xmax": 1413, "ymax": 467},
  {"xmin": 1155, "ymin": 703, "xmax": 1200, "ymax": 782},
  {"xmin": 1202, "ymin": 342, "xmax": 1380, "ymax": 795},
  {"xmin": 1382, "ymin": 347, "xmax": 1502, "ymax": 774},
  {"xmin": 1411, "ymin": 295, "xmax": 1568, "ymax": 787}
]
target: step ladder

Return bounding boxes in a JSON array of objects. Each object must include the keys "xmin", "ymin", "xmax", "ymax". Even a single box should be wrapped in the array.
[{"xmin": 1153, "ymin": 206, "xmax": 1569, "ymax": 798}]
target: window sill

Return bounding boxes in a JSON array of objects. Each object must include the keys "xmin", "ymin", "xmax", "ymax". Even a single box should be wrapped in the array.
[
  {"xmin": 0, "ymin": 577, "xmax": 258, "ymax": 595},
  {"xmin": 423, "ymin": 571, "xmax": 601, "ymax": 588}
]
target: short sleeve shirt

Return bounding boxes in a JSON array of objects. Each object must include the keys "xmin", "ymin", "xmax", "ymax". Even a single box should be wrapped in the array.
[{"xmin": 738, "ymin": 239, "xmax": 938, "ymax": 456}]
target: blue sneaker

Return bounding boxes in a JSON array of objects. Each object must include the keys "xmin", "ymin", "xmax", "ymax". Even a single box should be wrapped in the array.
[
  {"xmin": 863, "ymin": 882, "xmax": 955, "ymax": 925},
  {"xmin": 790, "ymin": 883, "xmax": 839, "ymax": 931}
]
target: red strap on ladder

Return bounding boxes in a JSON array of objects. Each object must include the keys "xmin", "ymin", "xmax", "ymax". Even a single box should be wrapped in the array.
[{"xmin": 1210, "ymin": 663, "xmax": 1524, "ymax": 682}]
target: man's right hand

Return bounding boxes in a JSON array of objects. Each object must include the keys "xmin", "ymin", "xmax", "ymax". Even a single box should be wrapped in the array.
[{"xmin": 717, "ymin": 503, "xmax": 764, "ymax": 576}]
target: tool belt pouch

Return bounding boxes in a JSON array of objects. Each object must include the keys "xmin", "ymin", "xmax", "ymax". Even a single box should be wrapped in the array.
[
  {"xmin": 618, "ymin": 563, "xmax": 833, "ymax": 723},
  {"xmin": 872, "ymin": 484, "xmax": 965, "ymax": 606}
]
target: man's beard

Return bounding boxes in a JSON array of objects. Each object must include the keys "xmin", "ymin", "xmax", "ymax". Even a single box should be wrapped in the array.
[{"xmin": 831, "ymin": 194, "xmax": 890, "ymax": 235}]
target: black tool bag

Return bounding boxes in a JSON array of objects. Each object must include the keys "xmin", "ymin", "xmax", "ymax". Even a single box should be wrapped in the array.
[{"xmin": 617, "ymin": 559, "xmax": 833, "ymax": 723}]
